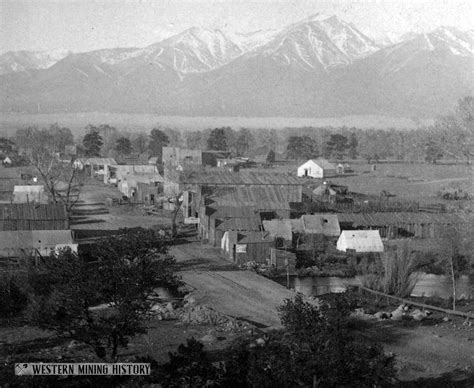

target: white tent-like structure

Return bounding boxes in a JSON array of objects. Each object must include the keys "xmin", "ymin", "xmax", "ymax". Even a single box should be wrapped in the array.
[
  {"xmin": 336, "ymin": 230, "xmax": 384, "ymax": 253},
  {"xmin": 297, "ymin": 159, "xmax": 336, "ymax": 178}
]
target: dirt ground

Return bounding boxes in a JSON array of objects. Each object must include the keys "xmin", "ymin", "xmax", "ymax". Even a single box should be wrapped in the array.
[{"xmin": 354, "ymin": 308, "xmax": 474, "ymax": 382}]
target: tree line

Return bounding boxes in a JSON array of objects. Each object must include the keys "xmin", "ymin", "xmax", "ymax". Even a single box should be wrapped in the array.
[{"xmin": 3, "ymin": 96, "xmax": 472, "ymax": 165}]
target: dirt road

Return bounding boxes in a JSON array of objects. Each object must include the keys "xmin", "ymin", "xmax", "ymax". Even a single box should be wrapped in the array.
[{"xmin": 180, "ymin": 270, "xmax": 296, "ymax": 328}]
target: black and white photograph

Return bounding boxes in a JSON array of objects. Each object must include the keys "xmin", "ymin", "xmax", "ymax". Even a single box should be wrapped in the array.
[{"xmin": 0, "ymin": 0, "xmax": 473, "ymax": 386}]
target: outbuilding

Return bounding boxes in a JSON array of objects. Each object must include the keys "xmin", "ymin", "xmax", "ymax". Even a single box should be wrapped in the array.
[
  {"xmin": 297, "ymin": 159, "xmax": 336, "ymax": 178},
  {"xmin": 336, "ymin": 230, "xmax": 384, "ymax": 253}
]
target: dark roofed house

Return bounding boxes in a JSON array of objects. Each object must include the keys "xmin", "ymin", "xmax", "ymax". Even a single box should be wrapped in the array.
[
  {"xmin": 221, "ymin": 230, "xmax": 274, "ymax": 264},
  {"xmin": 0, "ymin": 203, "xmax": 69, "ymax": 231}
]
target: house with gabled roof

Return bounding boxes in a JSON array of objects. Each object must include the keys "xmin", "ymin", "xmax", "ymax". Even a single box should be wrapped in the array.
[
  {"xmin": 336, "ymin": 230, "xmax": 384, "ymax": 253},
  {"xmin": 297, "ymin": 159, "xmax": 336, "ymax": 178}
]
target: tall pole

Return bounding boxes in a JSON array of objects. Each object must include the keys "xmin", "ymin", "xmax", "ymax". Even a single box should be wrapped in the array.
[{"xmin": 285, "ymin": 257, "xmax": 290, "ymax": 289}]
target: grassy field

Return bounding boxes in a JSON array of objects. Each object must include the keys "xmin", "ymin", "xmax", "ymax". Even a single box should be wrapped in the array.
[{"xmin": 265, "ymin": 160, "xmax": 473, "ymax": 205}]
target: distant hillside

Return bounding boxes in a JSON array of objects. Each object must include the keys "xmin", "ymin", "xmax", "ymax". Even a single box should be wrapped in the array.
[{"xmin": 1, "ymin": 15, "xmax": 472, "ymax": 118}]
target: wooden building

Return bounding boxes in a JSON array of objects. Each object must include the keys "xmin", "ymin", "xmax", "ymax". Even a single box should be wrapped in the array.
[
  {"xmin": 221, "ymin": 230, "xmax": 274, "ymax": 265},
  {"xmin": 0, "ymin": 203, "xmax": 69, "ymax": 231}
]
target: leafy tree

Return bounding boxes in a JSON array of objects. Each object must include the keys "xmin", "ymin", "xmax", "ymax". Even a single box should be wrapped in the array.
[
  {"xmin": 48, "ymin": 123, "xmax": 74, "ymax": 151},
  {"xmin": 115, "ymin": 137, "xmax": 132, "ymax": 155},
  {"xmin": 435, "ymin": 96, "xmax": 474, "ymax": 164},
  {"xmin": 82, "ymin": 130, "xmax": 103, "ymax": 157},
  {"xmin": 286, "ymin": 135, "xmax": 318, "ymax": 160},
  {"xmin": 207, "ymin": 128, "xmax": 228, "ymax": 151},
  {"xmin": 424, "ymin": 138, "xmax": 443, "ymax": 164},
  {"xmin": 326, "ymin": 134, "xmax": 348, "ymax": 160},
  {"xmin": 149, "ymin": 128, "xmax": 170, "ymax": 161},
  {"xmin": 235, "ymin": 128, "xmax": 255, "ymax": 156},
  {"xmin": 266, "ymin": 149, "xmax": 275, "ymax": 164},
  {"xmin": 348, "ymin": 132, "xmax": 358, "ymax": 159},
  {"xmin": 132, "ymin": 133, "xmax": 148, "ymax": 153},
  {"xmin": 156, "ymin": 338, "xmax": 223, "ymax": 386},
  {"xmin": 27, "ymin": 228, "xmax": 180, "ymax": 361},
  {"xmin": 157, "ymin": 293, "xmax": 396, "ymax": 387},
  {"xmin": 185, "ymin": 131, "xmax": 204, "ymax": 150}
]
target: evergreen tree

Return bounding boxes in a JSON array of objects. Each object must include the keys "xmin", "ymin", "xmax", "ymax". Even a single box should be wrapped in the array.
[
  {"xmin": 82, "ymin": 130, "xmax": 103, "ymax": 157},
  {"xmin": 207, "ymin": 128, "xmax": 228, "ymax": 151}
]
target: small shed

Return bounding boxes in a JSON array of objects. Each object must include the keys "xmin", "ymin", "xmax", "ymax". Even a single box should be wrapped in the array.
[
  {"xmin": 221, "ymin": 230, "xmax": 274, "ymax": 265},
  {"xmin": 301, "ymin": 214, "xmax": 341, "ymax": 236},
  {"xmin": 12, "ymin": 185, "xmax": 48, "ymax": 204},
  {"xmin": 336, "ymin": 230, "xmax": 384, "ymax": 253},
  {"xmin": 297, "ymin": 159, "xmax": 336, "ymax": 178}
]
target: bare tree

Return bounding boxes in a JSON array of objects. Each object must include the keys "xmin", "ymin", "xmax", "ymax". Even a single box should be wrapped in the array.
[
  {"xmin": 19, "ymin": 127, "xmax": 84, "ymax": 212},
  {"xmin": 442, "ymin": 226, "xmax": 469, "ymax": 311}
]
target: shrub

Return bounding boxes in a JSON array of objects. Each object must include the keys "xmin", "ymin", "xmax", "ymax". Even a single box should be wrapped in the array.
[
  {"xmin": 155, "ymin": 293, "xmax": 396, "ymax": 387},
  {"xmin": 0, "ymin": 273, "xmax": 28, "ymax": 318}
]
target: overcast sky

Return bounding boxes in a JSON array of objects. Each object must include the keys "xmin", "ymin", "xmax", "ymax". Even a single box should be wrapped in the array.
[{"xmin": 1, "ymin": 0, "xmax": 472, "ymax": 54}]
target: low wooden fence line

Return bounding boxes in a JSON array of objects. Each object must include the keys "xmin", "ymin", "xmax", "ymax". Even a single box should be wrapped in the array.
[{"xmin": 357, "ymin": 285, "xmax": 474, "ymax": 319}]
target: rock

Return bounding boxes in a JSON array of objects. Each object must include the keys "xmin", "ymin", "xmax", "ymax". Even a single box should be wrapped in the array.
[
  {"xmin": 443, "ymin": 316, "xmax": 450, "ymax": 322},
  {"xmin": 374, "ymin": 311, "xmax": 390, "ymax": 320},
  {"xmin": 255, "ymin": 338, "xmax": 265, "ymax": 346},
  {"xmin": 166, "ymin": 302, "xmax": 174, "ymax": 312},
  {"xmin": 184, "ymin": 296, "xmax": 196, "ymax": 306},
  {"xmin": 391, "ymin": 305, "xmax": 404, "ymax": 321},
  {"xmin": 67, "ymin": 340, "xmax": 80, "ymax": 350},
  {"xmin": 410, "ymin": 309, "xmax": 429, "ymax": 321}
]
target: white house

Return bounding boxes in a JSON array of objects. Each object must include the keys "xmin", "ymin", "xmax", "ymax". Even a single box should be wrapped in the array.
[
  {"xmin": 336, "ymin": 230, "xmax": 384, "ymax": 253},
  {"xmin": 297, "ymin": 159, "xmax": 336, "ymax": 178}
]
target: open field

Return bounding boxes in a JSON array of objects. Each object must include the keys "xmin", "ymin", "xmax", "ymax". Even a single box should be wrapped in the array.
[{"xmin": 264, "ymin": 160, "xmax": 473, "ymax": 204}]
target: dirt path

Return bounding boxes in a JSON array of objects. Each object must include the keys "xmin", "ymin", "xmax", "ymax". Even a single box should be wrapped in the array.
[{"xmin": 180, "ymin": 270, "xmax": 296, "ymax": 328}]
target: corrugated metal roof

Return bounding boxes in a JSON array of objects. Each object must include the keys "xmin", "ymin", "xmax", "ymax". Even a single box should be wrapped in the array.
[
  {"xmin": 181, "ymin": 170, "xmax": 303, "ymax": 185},
  {"xmin": 86, "ymin": 158, "xmax": 117, "ymax": 165},
  {"xmin": 236, "ymin": 231, "xmax": 273, "ymax": 244},
  {"xmin": 336, "ymin": 212, "xmax": 473, "ymax": 226},
  {"xmin": 207, "ymin": 185, "xmax": 301, "ymax": 208},
  {"xmin": 0, "ymin": 203, "xmax": 67, "ymax": 221},
  {"xmin": 216, "ymin": 217, "xmax": 261, "ymax": 231},
  {"xmin": 206, "ymin": 205, "xmax": 258, "ymax": 219},
  {"xmin": 301, "ymin": 214, "xmax": 341, "ymax": 236}
]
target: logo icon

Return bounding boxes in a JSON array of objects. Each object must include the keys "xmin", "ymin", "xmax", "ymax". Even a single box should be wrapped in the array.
[{"xmin": 15, "ymin": 363, "xmax": 33, "ymax": 376}]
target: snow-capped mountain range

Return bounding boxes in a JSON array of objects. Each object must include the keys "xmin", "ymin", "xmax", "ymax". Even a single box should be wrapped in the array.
[{"xmin": 1, "ymin": 14, "xmax": 472, "ymax": 117}]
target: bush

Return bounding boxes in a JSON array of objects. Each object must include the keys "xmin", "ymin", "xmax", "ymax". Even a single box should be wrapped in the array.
[
  {"xmin": 155, "ymin": 293, "xmax": 396, "ymax": 387},
  {"xmin": 26, "ymin": 228, "xmax": 181, "ymax": 361},
  {"xmin": 0, "ymin": 273, "xmax": 28, "ymax": 318}
]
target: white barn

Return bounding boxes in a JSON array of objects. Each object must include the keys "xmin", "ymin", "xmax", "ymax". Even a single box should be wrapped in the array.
[
  {"xmin": 336, "ymin": 230, "xmax": 384, "ymax": 253},
  {"xmin": 297, "ymin": 159, "xmax": 336, "ymax": 178}
]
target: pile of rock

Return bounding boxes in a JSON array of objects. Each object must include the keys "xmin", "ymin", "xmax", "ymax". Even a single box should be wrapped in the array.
[
  {"xmin": 179, "ymin": 305, "xmax": 251, "ymax": 332},
  {"xmin": 150, "ymin": 302, "xmax": 178, "ymax": 320},
  {"xmin": 351, "ymin": 304, "xmax": 432, "ymax": 322}
]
